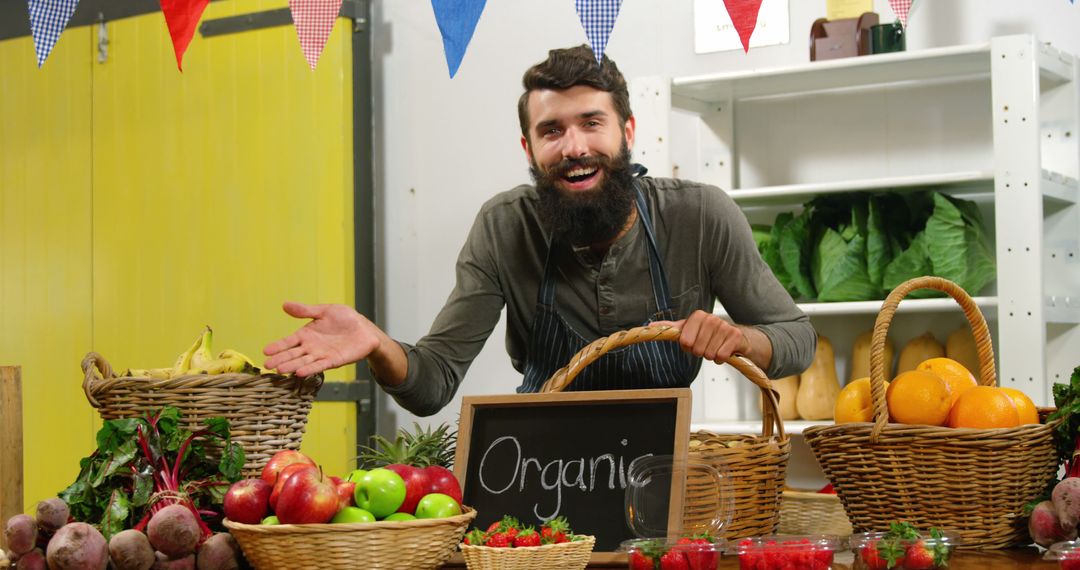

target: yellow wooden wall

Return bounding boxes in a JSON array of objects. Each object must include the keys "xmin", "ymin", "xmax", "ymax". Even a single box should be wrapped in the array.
[{"xmin": 0, "ymin": 0, "xmax": 358, "ymax": 510}]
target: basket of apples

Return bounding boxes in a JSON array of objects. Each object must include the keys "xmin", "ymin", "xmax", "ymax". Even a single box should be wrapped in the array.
[
  {"xmin": 458, "ymin": 515, "xmax": 596, "ymax": 570},
  {"xmin": 223, "ymin": 424, "xmax": 476, "ymax": 570}
]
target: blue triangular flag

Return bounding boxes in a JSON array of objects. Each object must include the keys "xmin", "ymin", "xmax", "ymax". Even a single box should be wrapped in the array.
[
  {"xmin": 27, "ymin": 0, "xmax": 80, "ymax": 68},
  {"xmin": 575, "ymin": 0, "xmax": 623, "ymax": 64},
  {"xmin": 431, "ymin": 0, "xmax": 487, "ymax": 78}
]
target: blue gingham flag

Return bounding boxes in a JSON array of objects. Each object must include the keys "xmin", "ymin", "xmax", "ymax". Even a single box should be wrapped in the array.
[
  {"xmin": 27, "ymin": 0, "xmax": 80, "ymax": 68},
  {"xmin": 575, "ymin": 0, "xmax": 623, "ymax": 65}
]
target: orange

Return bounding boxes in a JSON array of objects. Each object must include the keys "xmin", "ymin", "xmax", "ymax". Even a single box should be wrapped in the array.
[
  {"xmin": 834, "ymin": 377, "xmax": 889, "ymax": 424},
  {"xmin": 886, "ymin": 370, "xmax": 953, "ymax": 426},
  {"xmin": 1000, "ymin": 387, "xmax": 1040, "ymax": 425},
  {"xmin": 947, "ymin": 386, "xmax": 1021, "ymax": 429},
  {"xmin": 916, "ymin": 357, "xmax": 978, "ymax": 408}
]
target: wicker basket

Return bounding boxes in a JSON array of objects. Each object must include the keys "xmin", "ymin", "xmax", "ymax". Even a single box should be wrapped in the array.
[
  {"xmin": 778, "ymin": 490, "xmax": 853, "ymax": 536},
  {"xmin": 460, "ymin": 536, "xmax": 596, "ymax": 570},
  {"xmin": 82, "ymin": 352, "xmax": 323, "ymax": 478},
  {"xmin": 802, "ymin": 276, "xmax": 1059, "ymax": 549},
  {"xmin": 540, "ymin": 325, "xmax": 791, "ymax": 540},
  {"xmin": 224, "ymin": 508, "xmax": 477, "ymax": 570}
]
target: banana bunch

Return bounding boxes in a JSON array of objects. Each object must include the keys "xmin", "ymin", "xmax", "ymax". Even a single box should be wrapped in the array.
[{"xmin": 125, "ymin": 326, "xmax": 268, "ymax": 378}]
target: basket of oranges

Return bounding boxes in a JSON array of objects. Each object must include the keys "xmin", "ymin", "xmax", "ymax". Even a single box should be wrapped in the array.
[{"xmin": 803, "ymin": 276, "xmax": 1058, "ymax": 549}]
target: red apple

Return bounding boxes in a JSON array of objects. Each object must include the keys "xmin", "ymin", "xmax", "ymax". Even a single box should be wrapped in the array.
[
  {"xmin": 335, "ymin": 480, "xmax": 357, "ymax": 511},
  {"xmin": 385, "ymin": 464, "xmax": 431, "ymax": 515},
  {"xmin": 270, "ymin": 463, "xmax": 318, "ymax": 511},
  {"xmin": 423, "ymin": 465, "xmax": 462, "ymax": 506},
  {"xmin": 275, "ymin": 468, "xmax": 340, "ymax": 524},
  {"xmin": 260, "ymin": 450, "xmax": 316, "ymax": 486},
  {"xmin": 223, "ymin": 478, "xmax": 272, "ymax": 524}
]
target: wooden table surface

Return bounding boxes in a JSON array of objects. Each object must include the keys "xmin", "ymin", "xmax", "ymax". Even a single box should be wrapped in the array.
[{"xmin": 443, "ymin": 547, "xmax": 1058, "ymax": 568}]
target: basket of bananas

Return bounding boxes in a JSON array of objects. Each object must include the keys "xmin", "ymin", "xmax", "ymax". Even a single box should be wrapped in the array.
[{"xmin": 81, "ymin": 326, "xmax": 323, "ymax": 478}]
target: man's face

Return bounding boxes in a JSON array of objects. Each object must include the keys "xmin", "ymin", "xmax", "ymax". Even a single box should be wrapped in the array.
[{"xmin": 522, "ymin": 86, "xmax": 637, "ymax": 245}]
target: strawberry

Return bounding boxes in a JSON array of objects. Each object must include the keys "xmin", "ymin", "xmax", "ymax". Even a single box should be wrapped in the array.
[
  {"xmin": 659, "ymin": 548, "xmax": 689, "ymax": 570},
  {"xmin": 540, "ymin": 516, "xmax": 571, "ymax": 544},
  {"xmin": 512, "ymin": 527, "xmax": 541, "ymax": 548},
  {"xmin": 462, "ymin": 529, "xmax": 488, "ymax": 546},
  {"xmin": 485, "ymin": 532, "xmax": 511, "ymax": 548},
  {"xmin": 903, "ymin": 540, "xmax": 936, "ymax": 570},
  {"xmin": 859, "ymin": 542, "xmax": 893, "ymax": 570},
  {"xmin": 630, "ymin": 550, "xmax": 656, "ymax": 570},
  {"xmin": 1063, "ymin": 553, "xmax": 1080, "ymax": 570},
  {"xmin": 676, "ymin": 535, "xmax": 717, "ymax": 570}
]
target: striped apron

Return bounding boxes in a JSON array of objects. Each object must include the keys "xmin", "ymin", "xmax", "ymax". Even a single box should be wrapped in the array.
[{"xmin": 517, "ymin": 172, "xmax": 701, "ymax": 393}]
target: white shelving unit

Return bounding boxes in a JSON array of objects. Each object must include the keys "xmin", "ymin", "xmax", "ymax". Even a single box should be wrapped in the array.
[{"xmin": 633, "ymin": 35, "xmax": 1080, "ymax": 487}]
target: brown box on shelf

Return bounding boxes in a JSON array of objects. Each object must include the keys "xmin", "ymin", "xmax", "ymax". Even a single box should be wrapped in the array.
[{"xmin": 810, "ymin": 12, "xmax": 879, "ymax": 61}]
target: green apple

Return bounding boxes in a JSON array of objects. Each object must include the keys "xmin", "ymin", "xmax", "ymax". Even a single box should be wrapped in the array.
[
  {"xmin": 382, "ymin": 512, "xmax": 417, "ymax": 522},
  {"xmin": 331, "ymin": 506, "xmax": 376, "ymax": 524},
  {"xmin": 344, "ymin": 469, "xmax": 368, "ymax": 483},
  {"xmin": 260, "ymin": 515, "xmax": 280, "ymax": 525},
  {"xmin": 353, "ymin": 468, "xmax": 406, "ymax": 519},
  {"xmin": 414, "ymin": 493, "xmax": 462, "ymax": 519}
]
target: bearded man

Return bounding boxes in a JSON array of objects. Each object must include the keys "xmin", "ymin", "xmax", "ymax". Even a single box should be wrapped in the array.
[{"xmin": 263, "ymin": 45, "xmax": 816, "ymax": 416}]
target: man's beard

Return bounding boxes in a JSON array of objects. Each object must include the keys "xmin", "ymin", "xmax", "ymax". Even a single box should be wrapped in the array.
[{"xmin": 531, "ymin": 143, "xmax": 636, "ymax": 246}]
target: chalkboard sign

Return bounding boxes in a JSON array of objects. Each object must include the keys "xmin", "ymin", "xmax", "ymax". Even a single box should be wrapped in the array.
[{"xmin": 454, "ymin": 388, "xmax": 691, "ymax": 554}]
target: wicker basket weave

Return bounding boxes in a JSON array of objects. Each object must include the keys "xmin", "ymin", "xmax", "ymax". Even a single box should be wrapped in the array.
[
  {"xmin": 802, "ymin": 276, "xmax": 1059, "ymax": 549},
  {"xmin": 82, "ymin": 352, "xmax": 323, "ymax": 479},
  {"xmin": 460, "ymin": 536, "xmax": 596, "ymax": 570},
  {"xmin": 539, "ymin": 325, "xmax": 791, "ymax": 540},
  {"xmin": 224, "ymin": 508, "xmax": 476, "ymax": 570},
  {"xmin": 778, "ymin": 491, "xmax": 853, "ymax": 537}
]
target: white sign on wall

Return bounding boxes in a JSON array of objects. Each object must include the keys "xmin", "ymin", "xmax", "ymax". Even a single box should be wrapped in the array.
[{"xmin": 694, "ymin": 0, "xmax": 790, "ymax": 54}]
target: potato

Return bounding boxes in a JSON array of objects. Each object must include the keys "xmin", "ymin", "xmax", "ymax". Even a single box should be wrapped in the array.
[
  {"xmin": 35, "ymin": 498, "xmax": 69, "ymax": 532},
  {"xmin": 152, "ymin": 552, "xmax": 195, "ymax": 570},
  {"xmin": 195, "ymin": 533, "xmax": 240, "ymax": 570},
  {"xmin": 15, "ymin": 548, "xmax": 46, "ymax": 570},
  {"xmin": 109, "ymin": 529, "xmax": 155, "ymax": 570},
  {"xmin": 46, "ymin": 522, "xmax": 109, "ymax": 570},
  {"xmin": 4, "ymin": 514, "xmax": 37, "ymax": 556},
  {"xmin": 147, "ymin": 505, "xmax": 200, "ymax": 558}
]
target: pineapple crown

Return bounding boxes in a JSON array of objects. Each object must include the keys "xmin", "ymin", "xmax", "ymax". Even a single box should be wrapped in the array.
[{"xmin": 358, "ymin": 422, "xmax": 457, "ymax": 468}]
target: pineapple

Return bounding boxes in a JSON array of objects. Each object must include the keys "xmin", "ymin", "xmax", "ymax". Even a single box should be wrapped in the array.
[{"xmin": 358, "ymin": 422, "xmax": 457, "ymax": 469}]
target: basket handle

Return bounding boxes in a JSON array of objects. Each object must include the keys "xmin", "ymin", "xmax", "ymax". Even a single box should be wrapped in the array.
[
  {"xmin": 81, "ymin": 351, "xmax": 114, "ymax": 409},
  {"xmin": 869, "ymin": 276, "xmax": 996, "ymax": 440},
  {"xmin": 539, "ymin": 325, "xmax": 785, "ymax": 439}
]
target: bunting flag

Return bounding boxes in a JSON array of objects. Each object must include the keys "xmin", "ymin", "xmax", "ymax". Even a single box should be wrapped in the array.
[
  {"xmin": 431, "ymin": 0, "xmax": 487, "ymax": 78},
  {"xmin": 722, "ymin": 0, "xmax": 765, "ymax": 53},
  {"xmin": 290, "ymin": 0, "xmax": 342, "ymax": 70},
  {"xmin": 575, "ymin": 0, "xmax": 623, "ymax": 65},
  {"xmin": 160, "ymin": 0, "xmax": 210, "ymax": 71},
  {"xmin": 889, "ymin": 0, "xmax": 913, "ymax": 27},
  {"xmin": 27, "ymin": 0, "xmax": 80, "ymax": 68}
]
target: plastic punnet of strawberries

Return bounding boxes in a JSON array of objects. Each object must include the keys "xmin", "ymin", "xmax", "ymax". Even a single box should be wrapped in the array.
[
  {"xmin": 461, "ymin": 515, "xmax": 587, "ymax": 548},
  {"xmin": 621, "ymin": 534, "xmax": 724, "ymax": 570},
  {"xmin": 729, "ymin": 535, "xmax": 844, "ymax": 570},
  {"xmin": 850, "ymin": 522, "xmax": 959, "ymax": 570},
  {"xmin": 1045, "ymin": 539, "xmax": 1080, "ymax": 569}
]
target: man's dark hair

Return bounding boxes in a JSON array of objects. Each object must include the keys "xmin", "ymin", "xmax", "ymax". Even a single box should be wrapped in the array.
[{"xmin": 517, "ymin": 45, "xmax": 632, "ymax": 143}]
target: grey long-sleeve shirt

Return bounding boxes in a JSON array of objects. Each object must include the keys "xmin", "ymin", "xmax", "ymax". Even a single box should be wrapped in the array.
[{"xmin": 381, "ymin": 176, "xmax": 816, "ymax": 416}]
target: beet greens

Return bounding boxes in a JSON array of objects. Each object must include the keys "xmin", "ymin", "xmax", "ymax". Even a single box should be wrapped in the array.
[{"xmin": 60, "ymin": 406, "xmax": 244, "ymax": 540}]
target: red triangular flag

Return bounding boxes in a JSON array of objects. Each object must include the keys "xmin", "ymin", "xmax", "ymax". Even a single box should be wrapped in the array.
[
  {"xmin": 722, "ymin": 0, "xmax": 764, "ymax": 53},
  {"xmin": 159, "ymin": 0, "xmax": 210, "ymax": 71},
  {"xmin": 290, "ymin": 0, "xmax": 342, "ymax": 70}
]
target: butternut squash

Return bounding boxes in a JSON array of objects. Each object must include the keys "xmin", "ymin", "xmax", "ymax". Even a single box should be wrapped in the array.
[
  {"xmin": 946, "ymin": 326, "xmax": 981, "ymax": 380},
  {"xmin": 761, "ymin": 375, "xmax": 800, "ymax": 421},
  {"xmin": 848, "ymin": 330, "xmax": 895, "ymax": 383},
  {"xmin": 796, "ymin": 335, "xmax": 841, "ymax": 420},
  {"xmin": 896, "ymin": 332, "xmax": 945, "ymax": 374}
]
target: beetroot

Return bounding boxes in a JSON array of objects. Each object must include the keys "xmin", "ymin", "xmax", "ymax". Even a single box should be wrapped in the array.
[
  {"xmin": 147, "ymin": 505, "xmax": 200, "ymax": 558},
  {"xmin": 35, "ymin": 498, "xmax": 69, "ymax": 532},
  {"xmin": 15, "ymin": 548, "xmax": 46, "ymax": 570},
  {"xmin": 1054, "ymin": 477, "xmax": 1080, "ymax": 532},
  {"xmin": 46, "ymin": 522, "xmax": 109, "ymax": 570},
  {"xmin": 1030, "ymin": 499, "xmax": 1077, "ymax": 547},
  {"xmin": 109, "ymin": 529, "xmax": 155, "ymax": 570},
  {"xmin": 195, "ymin": 533, "xmax": 240, "ymax": 570},
  {"xmin": 4, "ymin": 514, "xmax": 37, "ymax": 556},
  {"xmin": 152, "ymin": 552, "xmax": 195, "ymax": 570}
]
